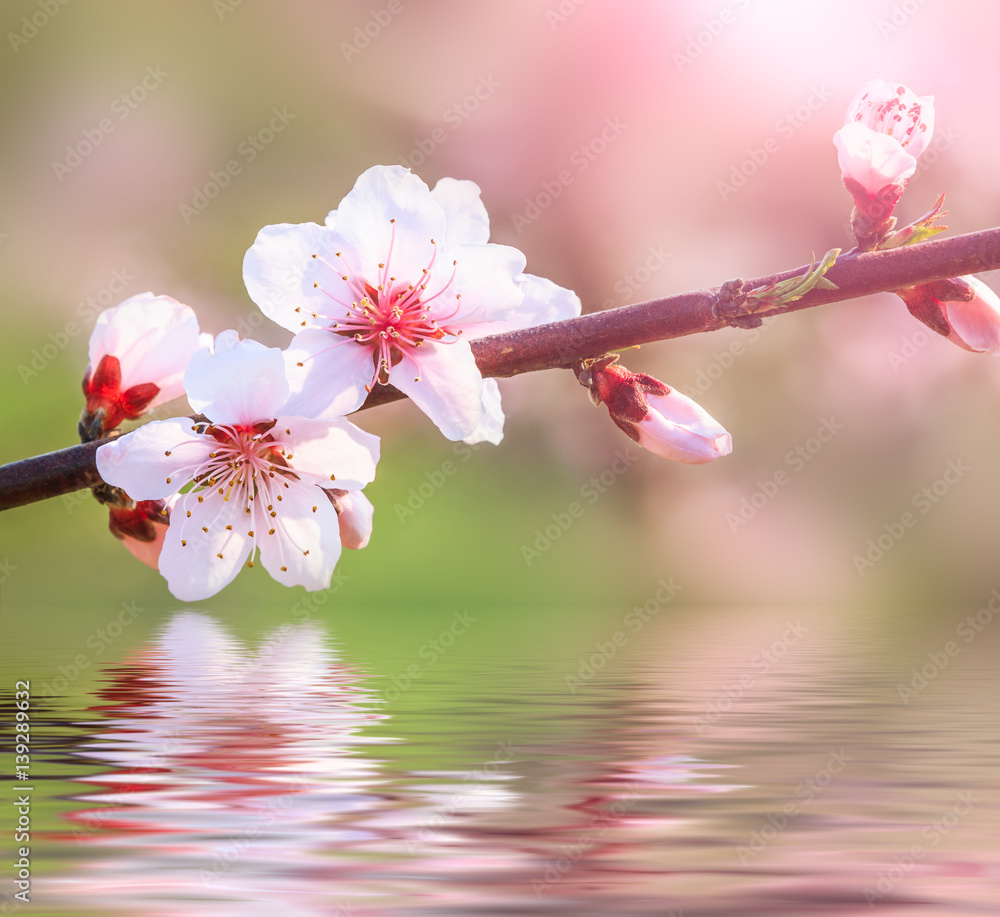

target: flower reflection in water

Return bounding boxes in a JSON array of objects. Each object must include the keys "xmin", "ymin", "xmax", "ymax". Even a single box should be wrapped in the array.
[
  {"xmin": 50, "ymin": 611, "xmax": 743, "ymax": 915},
  {"xmin": 57, "ymin": 612, "xmax": 393, "ymax": 915}
]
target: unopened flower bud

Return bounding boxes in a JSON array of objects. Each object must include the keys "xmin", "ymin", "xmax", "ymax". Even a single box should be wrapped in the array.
[
  {"xmin": 578, "ymin": 357, "xmax": 732, "ymax": 464},
  {"xmin": 897, "ymin": 275, "xmax": 1000, "ymax": 354},
  {"xmin": 80, "ymin": 293, "xmax": 208, "ymax": 441},
  {"xmin": 108, "ymin": 498, "xmax": 170, "ymax": 570}
]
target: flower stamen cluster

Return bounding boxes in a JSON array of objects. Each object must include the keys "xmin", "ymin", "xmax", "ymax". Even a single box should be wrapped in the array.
[
  {"xmin": 305, "ymin": 223, "xmax": 463, "ymax": 389},
  {"xmin": 850, "ymin": 85, "xmax": 929, "ymax": 151}
]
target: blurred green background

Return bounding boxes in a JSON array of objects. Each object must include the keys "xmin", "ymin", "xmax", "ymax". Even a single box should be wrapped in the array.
[{"xmin": 4, "ymin": 0, "xmax": 1000, "ymax": 684}]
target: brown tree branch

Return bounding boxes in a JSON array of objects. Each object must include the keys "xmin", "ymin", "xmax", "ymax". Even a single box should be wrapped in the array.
[{"xmin": 4, "ymin": 226, "xmax": 1000, "ymax": 511}]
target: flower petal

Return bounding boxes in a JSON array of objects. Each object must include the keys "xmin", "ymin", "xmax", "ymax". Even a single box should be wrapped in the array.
[
  {"xmin": 277, "ymin": 415, "xmax": 380, "ymax": 491},
  {"xmin": 159, "ymin": 491, "xmax": 253, "ymax": 601},
  {"xmin": 184, "ymin": 334, "xmax": 289, "ymax": 425},
  {"xmin": 390, "ymin": 338, "xmax": 485, "ymax": 441},
  {"xmin": 334, "ymin": 490, "xmax": 374, "ymax": 550},
  {"xmin": 944, "ymin": 277, "xmax": 1000, "ymax": 355},
  {"xmin": 447, "ymin": 241, "xmax": 527, "ymax": 326},
  {"xmin": 431, "ymin": 176, "xmax": 491, "ymax": 246},
  {"xmin": 462, "ymin": 378, "xmax": 504, "ymax": 445},
  {"xmin": 640, "ymin": 389, "xmax": 733, "ymax": 463},
  {"xmin": 257, "ymin": 485, "xmax": 343, "ymax": 592},
  {"xmin": 333, "ymin": 165, "xmax": 447, "ymax": 283},
  {"xmin": 97, "ymin": 420, "xmax": 210, "ymax": 500},
  {"xmin": 281, "ymin": 329, "xmax": 374, "ymax": 419},
  {"xmin": 834, "ymin": 121, "xmax": 917, "ymax": 196},
  {"xmin": 464, "ymin": 273, "xmax": 581, "ymax": 338},
  {"xmin": 243, "ymin": 222, "xmax": 341, "ymax": 333}
]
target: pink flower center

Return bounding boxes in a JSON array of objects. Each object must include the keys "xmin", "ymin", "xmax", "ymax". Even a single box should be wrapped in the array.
[
  {"xmin": 853, "ymin": 87, "xmax": 927, "ymax": 149},
  {"xmin": 162, "ymin": 421, "xmax": 322, "ymax": 572},
  {"xmin": 309, "ymin": 219, "xmax": 463, "ymax": 388}
]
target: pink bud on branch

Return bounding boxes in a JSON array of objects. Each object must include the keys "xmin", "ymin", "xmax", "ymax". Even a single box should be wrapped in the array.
[
  {"xmin": 833, "ymin": 79, "xmax": 934, "ymax": 250},
  {"xmin": 576, "ymin": 357, "xmax": 731, "ymax": 463},
  {"xmin": 897, "ymin": 275, "xmax": 1000, "ymax": 354}
]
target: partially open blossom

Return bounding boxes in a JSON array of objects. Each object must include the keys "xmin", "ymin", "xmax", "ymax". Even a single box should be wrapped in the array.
[
  {"xmin": 243, "ymin": 165, "xmax": 547, "ymax": 443},
  {"xmin": 579, "ymin": 358, "xmax": 732, "ymax": 463},
  {"xmin": 897, "ymin": 275, "xmax": 1000, "ymax": 355},
  {"xmin": 81, "ymin": 293, "xmax": 209, "ymax": 440},
  {"xmin": 833, "ymin": 79, "xmax": 933, "ymax": 244},
  {"xmin": 96, "ymin": 332, "xmax": 380, "ymax": 601},
  {"xmin": 326, "ymin": 489, "xmax": 374, "ymax": 550},
  {"xmin": 108, "ymin": 498, "xmax": 171, "ymax": 570}
]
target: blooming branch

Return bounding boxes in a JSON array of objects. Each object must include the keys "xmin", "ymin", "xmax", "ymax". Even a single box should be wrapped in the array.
[{"xmin": 4, "ymin": 225, "xmax": 1000, "ymax": 512}]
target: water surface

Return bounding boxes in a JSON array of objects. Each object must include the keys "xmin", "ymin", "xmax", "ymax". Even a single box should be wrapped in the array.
[{"xmin": 5, "ymin": 604, "xmax": 999, "ymax": 916}]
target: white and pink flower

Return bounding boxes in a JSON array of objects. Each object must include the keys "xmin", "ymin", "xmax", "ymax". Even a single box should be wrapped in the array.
[
  {"xmin": 834, "ymin": 79, "xmax": 934, "ymax": 198},
  {"xmin": 833, "ymin": 79, "xmax": 934, "ymax": 248},
  {"xmin": 898, "ymin": 275, "xmax": 1000, "ymax": 355},
  {"xmin": 582, "ymin": 359, "xmax": 732, "ymax": 464},
  {"xmin": 81, "ymin": 293, "xmax": 209, "ymax": 440},
  {"xmin": 96, "ymin": 332, "xmax": 380, "ymax": 601},
  {"xmin": 242, "ymin": 165, "xmax": 578, "ymax": 443}
]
